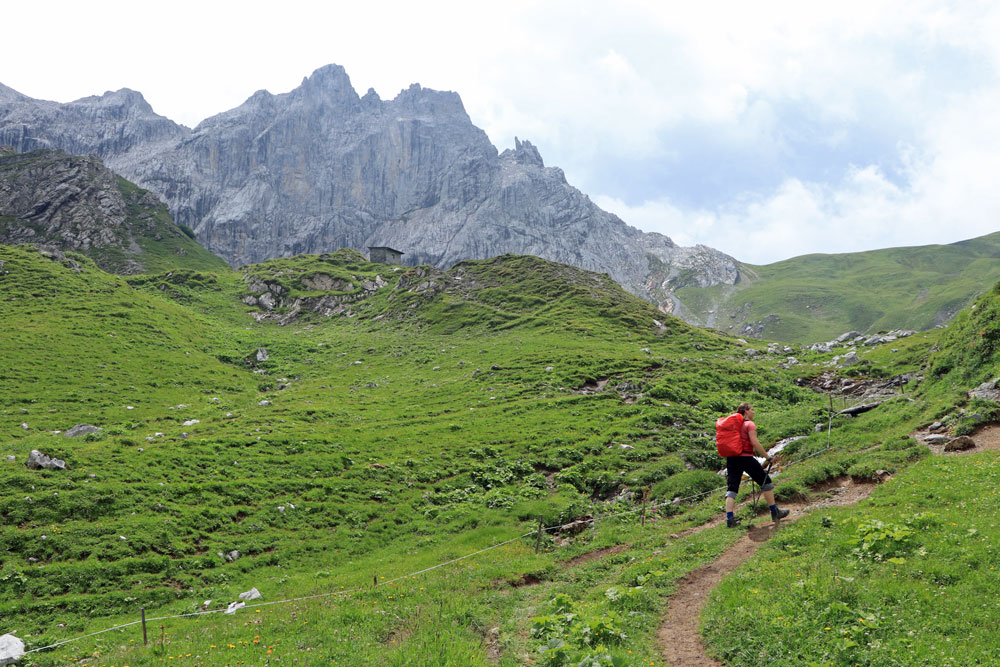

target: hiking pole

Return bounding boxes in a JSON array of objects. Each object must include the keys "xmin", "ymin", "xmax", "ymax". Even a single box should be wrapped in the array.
[{"xmin": 752, "ymin": 459, "xmax": 774, "ymax": 515}]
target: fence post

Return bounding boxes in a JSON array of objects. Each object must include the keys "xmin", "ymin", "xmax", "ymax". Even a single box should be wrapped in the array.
[
  {"xmin": 828, "ymin": 395, "xmax": 834, "ymax": 447},
  {"xmin": 373, "ymin": 573, "xmax": 378, "ymax": 588},
  {"xmin": 535, "ymin": 515, "xmax": 543, "ymax": 554},
  {"xmin": 141, "ymin": 607, "xmax": 147, "ymax": 646}
]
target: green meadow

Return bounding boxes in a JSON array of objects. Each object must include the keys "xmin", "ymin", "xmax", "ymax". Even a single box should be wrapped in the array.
[
  {"xmin": 1, "ymin": 242, "xmax": 997, "ymax": 666},
  {"xmin": 677, "ymin": 231, "xmax": 1000, "ymax": 343}
]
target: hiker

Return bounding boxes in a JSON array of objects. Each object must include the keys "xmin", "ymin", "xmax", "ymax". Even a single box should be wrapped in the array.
[{"xmin": 717, "ymin": 402, "xmax": 789, "ymax": 528}]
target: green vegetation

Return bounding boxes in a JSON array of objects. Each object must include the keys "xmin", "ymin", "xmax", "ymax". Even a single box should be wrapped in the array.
[
  {"xmin": 702, "ymin": 454, "xmax": 1000, "ymax": 666},
  {"xmin": 700, "ymin": 277, "xmax": 1000, "ymax": 666},
  {"xmin": 677, "ymin": 231, "xmax": 1000, "ymax": 342},
  {"xmin": 1, "ymin": 241, "xmax": 998, "ymax": 665}
]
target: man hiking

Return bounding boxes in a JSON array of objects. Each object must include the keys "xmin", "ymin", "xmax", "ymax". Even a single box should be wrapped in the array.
[{"xmin": 717, "ymin": 402, "xmax": 789, "ymax": 528}]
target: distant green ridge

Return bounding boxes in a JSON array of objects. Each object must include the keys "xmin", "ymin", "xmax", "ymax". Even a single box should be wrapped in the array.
[{"xmin": 676, "ymin": 231, "xmax": 1000, "ymax": 343}]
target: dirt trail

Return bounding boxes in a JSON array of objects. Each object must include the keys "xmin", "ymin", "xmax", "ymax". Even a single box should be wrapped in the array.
[
  {"xmin": 659, "ymin": 424, "xmax": 1000, "ymax": 666},
  {"xmin": 657, "ymin": 478, "xmax": 875, "ymax": 666},
  {"xmin": 919, "ymin": 423, "xmax": 1000, "ymax": 456}
]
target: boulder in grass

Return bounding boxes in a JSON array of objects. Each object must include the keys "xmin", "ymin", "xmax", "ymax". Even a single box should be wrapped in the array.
[
  {"xmin": 64, "ymin": 424, "xmax": 101, "ymax": 438},
  {"xmin": 944, "ymin": 436, "xmax": 976, "ymax": 452},
  {"xmin": 224, "ymin": 601, "xmax": 245, "ymax": 615},
  {"xmin": 969, "ymin": 378, "xmax": 1000, "ymax": 402},
  {"xmin": 0, "ymin": 633, "xmax": 25, "ymax": 666},
  {"xmin": 26, "ymin": 450, "xmax": 67, "ymax": 470},
  {"xmin": 239, "ymin": 587, "xmax": 262, "ymax": 601}
]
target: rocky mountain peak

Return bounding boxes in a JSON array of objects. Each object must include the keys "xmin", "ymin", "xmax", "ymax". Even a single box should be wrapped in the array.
[
  {"xmin": 70, "ymin": 88, "xmax": 155, "ymax": 116},
  {"xmin": 390, "ymin": 83, "xmax": 468, "ymax": 120},
  {"xmin": 293, "ymin": 64, "xmax": 360, "ymax": 107},
  {"xmin": 0, "ymin": 82, "xmax": 27, "ymax": 104},
  {"xmin": 502, "ymin": 137, "xmax": 545, "ymax": 168},
  {"xmin": 0, "ymin": 64, "xmax": 742, "ymax": 318}
]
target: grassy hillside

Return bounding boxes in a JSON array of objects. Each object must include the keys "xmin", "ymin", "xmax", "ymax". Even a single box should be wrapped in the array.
[
  {"xmin": 700, "ymin": 280, "xmax": 1000, "ymax": 666},
  {"xmin": 0, "ymin": 244, "xmax": 986, "ymax": 665},
  {"xmin": 676, "ymin": 231, "xmax": 1000, "ymax": 343}
]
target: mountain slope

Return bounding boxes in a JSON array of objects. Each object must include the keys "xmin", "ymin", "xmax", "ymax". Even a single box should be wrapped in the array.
[
  {"xmin": 0, "ymin": 243, "xmax": 982, "ymax": 665},
  {"xmin": 0, "ymin": 65, "xmax": 739, "ymax": 312},
  {"xmin": 675, "ymin": 231, "xmax": 1000, "ymax": 342},
  {"xmin": 0, "ymin": 148, "xmax": 227, "ymax": 274}
]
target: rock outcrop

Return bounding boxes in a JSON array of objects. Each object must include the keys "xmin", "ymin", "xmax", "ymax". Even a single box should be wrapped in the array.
[
  {"xmin": 26, "ymin": 449, "xmax": 67, "ymax": 470},
  {"xmin": 0, "ymin": 65, "xmax": 740, "ymax": 312},
  {"xmin": 0, "ymin": 148, "xmax": 224, "ymax": 274}
]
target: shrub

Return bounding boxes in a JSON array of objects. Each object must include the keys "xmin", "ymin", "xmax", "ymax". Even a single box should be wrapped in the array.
[{"xmin": 651, "ymin": 470, "xmax": 722, "ymax": 502}]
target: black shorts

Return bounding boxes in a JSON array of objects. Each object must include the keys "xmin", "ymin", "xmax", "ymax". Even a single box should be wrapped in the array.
[{"xmin": 726, "ymin": 456, "xmax": 774, "ymax": 497}]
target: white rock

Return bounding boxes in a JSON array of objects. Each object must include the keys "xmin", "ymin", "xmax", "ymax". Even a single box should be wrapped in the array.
[
  {"xmin": 224, "ymin": 601, "xmax": 246, "ymax": 615},
  {"xmin": 20, "ymin": 423, "xmax": 28, "ymax": 430},
  {"xmin": 259, "ymin": 400, "xmax": 270, "ymax": 406},
  {"xmin": 0, "ymin": 633, "xmax": 25, "ymax": 665},
  {"xmin": 182, "ymin": 419, "xmax": 200, "ymax": 426},
  {"xmin": 238, "ymin": 587, "xmax": 262, "ymax": 601}
]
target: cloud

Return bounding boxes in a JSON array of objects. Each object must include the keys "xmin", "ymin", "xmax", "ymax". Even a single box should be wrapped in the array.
[{"xmin": 596, "ymin": 84, "xmax": 1000, "ymax": 267}]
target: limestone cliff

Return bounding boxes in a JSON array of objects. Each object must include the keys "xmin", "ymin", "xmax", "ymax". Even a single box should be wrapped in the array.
[{"xmin": 0, "ymin": 65, "xmax": 740, "ymax": 314}]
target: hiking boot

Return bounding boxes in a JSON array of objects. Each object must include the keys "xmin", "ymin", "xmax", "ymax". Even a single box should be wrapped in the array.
[
  {"xmin": 771, "ymin": 508, "xmax": 790, "ymax": 521},
  {"xmin": 726, "ymin": 517, "xmax": 742, "ymax": 528}
]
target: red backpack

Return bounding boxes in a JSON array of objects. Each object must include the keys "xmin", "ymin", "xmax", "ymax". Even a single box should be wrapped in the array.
[{"xmin": 716, "ymin": 413, "xmax": 744, "ymax": 457}]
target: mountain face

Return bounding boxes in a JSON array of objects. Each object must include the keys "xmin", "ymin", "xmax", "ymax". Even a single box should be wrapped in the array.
[
  {"xmin": 0, "ymin": 147, "xmax": 227, "ymax": 274},
  {"xmin": 0, "ymin": 65, "xmax": 740, "ymax": 312}
]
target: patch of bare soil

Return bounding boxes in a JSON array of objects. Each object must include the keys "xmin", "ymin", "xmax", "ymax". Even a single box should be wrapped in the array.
[
  {"xmin": 484, "ymin": 625, "xmax": 502, "ymax": 664},
  {"xmin": 510, "ymin": 573, "xmax": 542, "ymax": 588},
  {"xmin": 559, "ymin": 544, "xmax": 628, "ymax": 568},
  {"xmin": 916, "ymin": 423, "xmax": 1000, "ymax": 456},
  {"xmin": 658, "ymin": 477, "xmax": 876, "ymax": 666}
]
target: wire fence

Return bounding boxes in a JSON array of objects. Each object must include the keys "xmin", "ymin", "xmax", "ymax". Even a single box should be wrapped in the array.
[{"xmin": 15, "ymin": 431, "xmax": 845, "ymax": 659}]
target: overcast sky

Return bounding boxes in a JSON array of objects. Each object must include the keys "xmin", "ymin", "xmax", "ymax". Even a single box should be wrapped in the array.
[{"xmin": 4, "ymin": 1, "xmax": 998, "ymax": 264}]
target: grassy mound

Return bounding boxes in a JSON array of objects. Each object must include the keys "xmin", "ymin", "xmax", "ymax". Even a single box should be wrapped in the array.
[{"xmin": 677, "ymin": 232, "xmax": 1000, "ymax": 342}]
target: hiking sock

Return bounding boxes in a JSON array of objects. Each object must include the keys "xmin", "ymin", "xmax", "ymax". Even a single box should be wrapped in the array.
[
  {"xmin": 769, "ymin": 504, "xmax": 779, "ymax": 515},
  {"xmin": 726, "ymin": 511, "xmax": 734, "ymax": 521}
]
